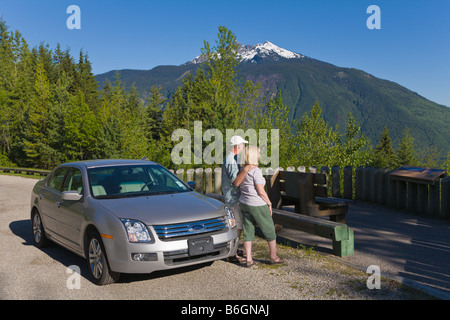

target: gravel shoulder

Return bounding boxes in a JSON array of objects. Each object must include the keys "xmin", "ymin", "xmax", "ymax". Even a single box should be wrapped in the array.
[{"xmin": 0, "ymin": 174, "xmax": 434, "ymax": 300}]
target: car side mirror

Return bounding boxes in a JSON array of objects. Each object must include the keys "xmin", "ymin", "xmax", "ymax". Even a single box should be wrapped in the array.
[
  {"xmin": 187, "ymin": 181, "xmax": 196, "ymax": 190},
  {"xmin": 61, "ymin": 191, "xmax": 83, "ymax": 201}
]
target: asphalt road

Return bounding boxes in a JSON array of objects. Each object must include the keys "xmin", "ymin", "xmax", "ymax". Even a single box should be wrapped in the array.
[
  {"xmin": 0, "ymin": 174, "xmax": 438, "ymax": 302},
  {"xmin": 278, "ymin": 199, "xmax": 450, "ymax": 299}
]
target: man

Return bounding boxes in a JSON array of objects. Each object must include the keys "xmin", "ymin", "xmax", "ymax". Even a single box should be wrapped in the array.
[{"xmin": 222, "ymin": 135, "xmax": 255, "ymax": 263}]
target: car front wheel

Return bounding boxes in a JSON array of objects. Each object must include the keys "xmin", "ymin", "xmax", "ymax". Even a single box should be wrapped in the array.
[
  {"xmin": 31, "ymin": 209, "xmax": 49, "ymax": 248},
  {"xmin": 86, "ymin": 231, "xmax": 120, "ymax": 285}
]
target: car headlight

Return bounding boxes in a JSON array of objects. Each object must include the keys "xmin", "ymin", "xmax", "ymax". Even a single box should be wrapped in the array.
[
  {"xmin": 121, "ymin": 219, "xmax": 151, "ymax": 243},
  {"xmin": 224, "ymin": 206, "xmax": 236, "ymax": 229}
]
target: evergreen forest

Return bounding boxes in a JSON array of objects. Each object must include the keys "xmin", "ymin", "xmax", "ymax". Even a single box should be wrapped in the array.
[{"xmin": 0, "ymin": 20, "xmax": 449, "ymax": 172}]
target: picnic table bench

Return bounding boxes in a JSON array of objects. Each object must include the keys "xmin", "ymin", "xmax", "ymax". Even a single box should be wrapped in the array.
[
  {"xmin": 271, "ymin": 208, "xmax": 354, "ymax": 257},
  {"xmin": 266, "ymin": 170, "xmax": 352, "ymax": 224}
]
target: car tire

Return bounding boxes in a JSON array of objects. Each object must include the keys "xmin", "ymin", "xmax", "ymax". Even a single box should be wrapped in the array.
[
  {"xmin": 86, "ymin": 231, "xmax": 120, "ymax": 285},
  {"xmin": 31, "ymin": 209, "xmax": 49, "ymax": 248}
]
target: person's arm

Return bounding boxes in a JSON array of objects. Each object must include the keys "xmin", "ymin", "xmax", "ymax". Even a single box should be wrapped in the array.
[
  {"xmin": 232, "ymin": 164, "xmax": 256, "ymax": 187},
  {"xmin": 255, "ymin": 184, "xmax": 272, "ymax": 215}
]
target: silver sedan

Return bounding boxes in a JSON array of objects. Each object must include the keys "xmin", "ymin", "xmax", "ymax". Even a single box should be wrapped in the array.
[{"xmin": 30, "ymin": 159, "xmax": 238, "ymax": 285}]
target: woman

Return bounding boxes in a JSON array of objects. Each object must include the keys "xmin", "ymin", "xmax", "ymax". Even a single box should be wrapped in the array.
[{"xmin": 239, "ymin": 145, "xmax": 285, "ymax": 267}]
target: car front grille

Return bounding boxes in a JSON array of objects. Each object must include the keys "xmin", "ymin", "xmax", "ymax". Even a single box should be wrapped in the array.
[{"xmin": 153, "ymin": 217, "xmax": 227, "ymax": 239}]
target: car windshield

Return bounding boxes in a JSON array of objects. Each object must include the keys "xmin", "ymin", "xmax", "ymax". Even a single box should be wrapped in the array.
[{"xmin": 87, "ymin": 164, "xmax": 190, "ymax": 199}]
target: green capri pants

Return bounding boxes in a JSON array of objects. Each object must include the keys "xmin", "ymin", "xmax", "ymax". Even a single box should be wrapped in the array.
[{"xmin": 239, "ymin": 202, "xmax": 277, "ymax": 242}]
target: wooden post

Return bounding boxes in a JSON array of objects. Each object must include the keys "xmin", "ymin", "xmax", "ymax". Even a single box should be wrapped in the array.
[
  {"xmin": 355, "ymin": 166, "xmax": 363, "ymax": 200},
  {"xmin": 175, "ymin": 168, "xmax": 185, "ymax": 181},
  {"xmin": 417, "ymin": 183, "xmax": 428, "ymax": 215},
  {"xmin": 428, "ymin": 180, "xmax": 441, "ymax": 216},
  {"xmin": 375, "ymin": 168, "xmax": 381, "ymax": 204},
  {"xmin": 214, "ymin": 167, "xmax": 222, "ymax": 194},
  {"xmin": 407, "ymin": 182, "xmax": 418, "ymax": 213},
  {"xmin": 343, "ymin": 166, "xmax": 353, "ymax": 200},
  {"xmin": 362, "ymin": 166, "xmax": 371, "ymax": 201},
  {"xmin": 387, "ymin": 171, "xmax": 397, "ymax": 208},
  {"xmin": 396, "ymin": 180, "xmax": 407, "ymax": 210},
  {"xmin": 321, "ymin": 166, "xmax": 329, "ymax": 197},
  {"xmin": 195, "ymin": 168, "xmax": 204, "ymax": 193},
  {"xmin": 440, "ymin": 176, "xmax": 450, "ymax": 219},
  {"xmin": 369, "ymin": 167, "xmax": 377, "ymax": 203},
  {"xmin": 186, "ymin": 168, "xmax": 194, "ymax": 183},
  {"xmin": 331, "ymin": 166, "xmax": 341, "ymax": 198},
  {"xmin": 205, "ymin": 168, "xmax": 213, "ymax": 194},
  {"xmin": 377, "ymin": 168, "xmax": 388, "ymax": 205},
  {"xmin": 265, "ymin": 169, "xmax": 281, "ymax": 209}
]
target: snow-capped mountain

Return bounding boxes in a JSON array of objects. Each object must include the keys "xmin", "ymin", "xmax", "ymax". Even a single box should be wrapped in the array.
[
  {"xmin": 186, "ymin": 41, "xmax": 305, "ymax": 65},
  {"xmin": 238, "ymin": 41, "xmax": 305, "ymax": 63}
]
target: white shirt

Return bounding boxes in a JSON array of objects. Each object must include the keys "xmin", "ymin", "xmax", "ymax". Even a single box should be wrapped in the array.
[{"xmin": 239, "ymin": 167, "xmax": 267, "ymax": 206}]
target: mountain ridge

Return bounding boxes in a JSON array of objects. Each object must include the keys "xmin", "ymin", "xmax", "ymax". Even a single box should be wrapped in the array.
[{"xmin": 95, "ymin": 41, "xmax": 450, "ymax": 157}]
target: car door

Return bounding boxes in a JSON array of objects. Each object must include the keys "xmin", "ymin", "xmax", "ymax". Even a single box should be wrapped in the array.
[
  {"xmin": 55, "ymin": 167, "xmax": 85, "ymax": 250},
  {"xmin": 39, "ymin": 166, "xmax": 70, "ymax": 237}
]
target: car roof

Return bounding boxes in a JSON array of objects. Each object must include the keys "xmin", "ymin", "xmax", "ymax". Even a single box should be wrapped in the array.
[{"xmin": 63, "ymin": 159, "xmax": 158, "ymax": 169}]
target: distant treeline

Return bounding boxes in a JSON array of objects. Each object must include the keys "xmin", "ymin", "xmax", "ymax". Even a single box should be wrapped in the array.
[{"xmin": 0, "ymin": 20, "xmax": 448, "ymax": 172}]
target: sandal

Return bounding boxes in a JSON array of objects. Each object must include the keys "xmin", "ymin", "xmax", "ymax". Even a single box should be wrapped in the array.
[
  {"xmin": 269, "ymin": 257, "xmax": 285, "ymax": 265},
  {"xmin": 245, "ymin": 260, "xmax": 257, "ymax": 268}
]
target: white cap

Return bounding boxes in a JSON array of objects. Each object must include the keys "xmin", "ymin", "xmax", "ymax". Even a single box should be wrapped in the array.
[{"xmin": 229, "ymin": 135, "xmax": 248, "ymax": 146}]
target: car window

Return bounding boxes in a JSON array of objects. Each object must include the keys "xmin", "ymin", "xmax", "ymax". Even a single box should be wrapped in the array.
[
  {"xmin": 63, "ymin": 168, "xmax": 84, "ymax": 194},
  {"xmin": 87, "ymin": 164, "xmax": 189, "ymax": 199},
  {"xmin": 47, "ymin": 167, "xmax": 70, "ymax": 191}
]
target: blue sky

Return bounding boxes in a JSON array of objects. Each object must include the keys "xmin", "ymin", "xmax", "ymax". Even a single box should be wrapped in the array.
[{"xmin": 1, "ymin": 0, "xmax": 449, "ymax": 107}]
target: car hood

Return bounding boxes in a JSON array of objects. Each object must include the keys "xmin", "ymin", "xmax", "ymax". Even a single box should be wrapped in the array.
[{"xmin": 96, "ymin": 191, "xmax": 225, "ymax": 225}]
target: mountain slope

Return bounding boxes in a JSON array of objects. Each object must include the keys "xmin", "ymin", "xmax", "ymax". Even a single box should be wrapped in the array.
[
  {"xmin": 95, "ymin": 42, "xmax": 450, "ymax": 155},
  {"xmin": 240, "ymin": 58, "xmax": 450, "ymax": 153}
]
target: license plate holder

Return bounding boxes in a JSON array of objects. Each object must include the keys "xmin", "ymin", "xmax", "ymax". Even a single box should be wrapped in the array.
[{"xmin": 188, "ymin": 236, "xmax": 214, "ymax": 256}]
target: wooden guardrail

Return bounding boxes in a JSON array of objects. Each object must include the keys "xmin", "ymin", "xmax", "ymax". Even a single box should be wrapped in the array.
[
  {"xmin": 174, "ymin": 165, "xmax": 449, "ymax": 219},
  {"xmin": 0, "ymin": 167, "xmax": 50, "ymax": 176}
]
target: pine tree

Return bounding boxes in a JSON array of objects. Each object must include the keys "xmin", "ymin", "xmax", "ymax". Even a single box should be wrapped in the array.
[
  {"xmin": 145, "ymin": 85, "xmax": 165, "ymax": 142},
  {"xmin": 339, "ymin": 113, "xmax": 371, "ymax": 168},
  {"xmin": 294, "ymin": 102, "xmax": 340, "ymax": 168},
  {"xmin": 0, "ymin": 19, "xmax": 19, "ymax": 157},
  {"xmin": 23, "ymin": 61, "xmax": 60, "ymax": 168},
  {"xmin": 74, "ymin": 50, "xmax": 99, "ymax": 109},
  {"xmin": 373, "ymin": 126, "xmax": 396, "ymax": 168},
  {"xmin": 64, "ymin": 91, "xmax": 98, "ymax": 161},
  {"xmin": 199, "ymin": 26, "xmax": 243, "ymax": 131},
  {"xmin": 97, "ymin": 75, "xmax": 148, "ymax": 159},
  {"xmin": 255, "ymin": 91, "xmax": 295, "ymax": 168},
  {"xmin": 395, "ymin": 127, "xmax": 418, "ymax": 167}
]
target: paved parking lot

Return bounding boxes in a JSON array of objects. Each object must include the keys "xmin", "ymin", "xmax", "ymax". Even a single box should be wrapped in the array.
[{"xmin": 0, "ymin": 175, "xmax": 434, "ymax": 302}]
